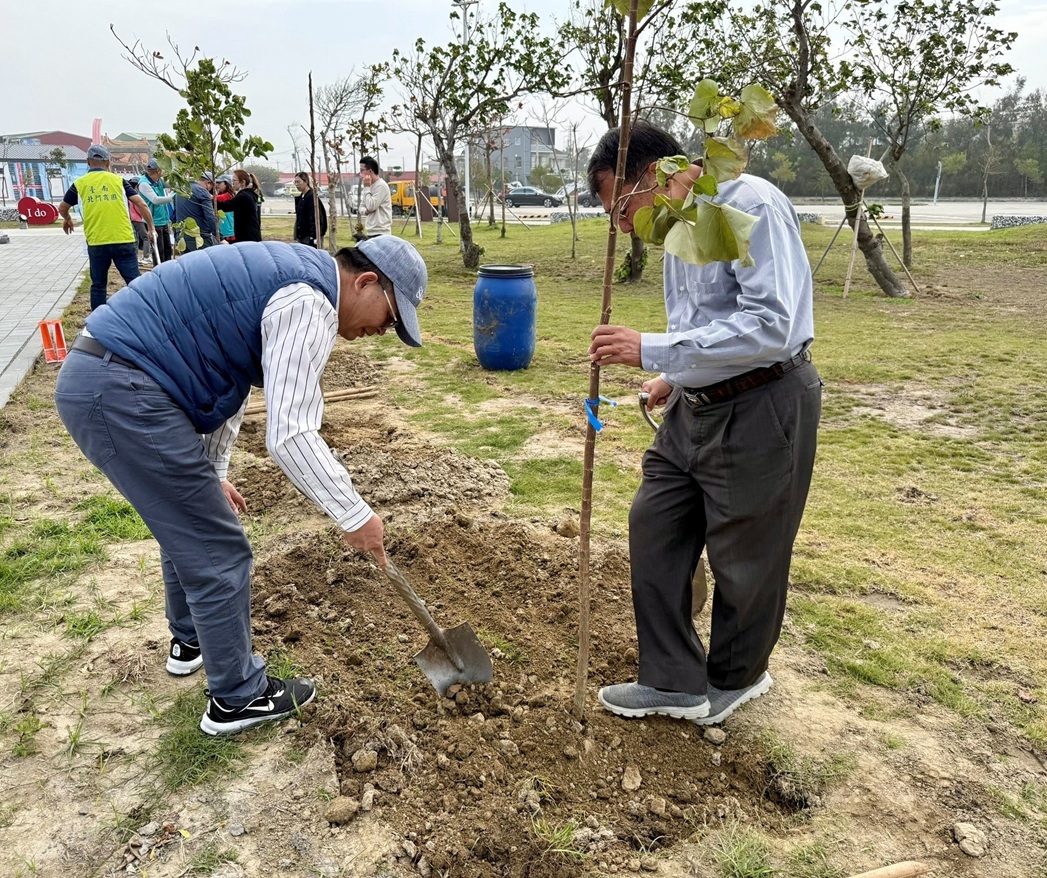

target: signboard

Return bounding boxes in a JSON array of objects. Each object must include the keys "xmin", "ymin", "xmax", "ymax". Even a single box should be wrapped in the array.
[{"xmin": 18, "ymin": 196, "xmax": 60, "ymax": 225}]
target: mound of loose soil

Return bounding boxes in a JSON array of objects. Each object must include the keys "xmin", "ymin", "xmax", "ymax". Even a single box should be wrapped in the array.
[{"xmin": 249, "ymin": 520, "xmax": 786, "ymax": 877}]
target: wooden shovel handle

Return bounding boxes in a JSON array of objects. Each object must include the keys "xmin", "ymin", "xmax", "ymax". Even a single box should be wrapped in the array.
[
  {"xmin": 384, "ymin": 559, "xmax": 460, "ymax": 667},
  {"xmin": 845, "ymin": 862, "xmax": 931, "ymax": 878}
]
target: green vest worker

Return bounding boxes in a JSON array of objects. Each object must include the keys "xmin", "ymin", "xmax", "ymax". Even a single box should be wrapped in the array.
[{"xmin": 59, "ymin": 144, "xmax": 155, "ymax": 310}]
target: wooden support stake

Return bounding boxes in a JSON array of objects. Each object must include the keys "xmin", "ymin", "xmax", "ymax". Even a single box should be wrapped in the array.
[
  {"xmin": 244, "ymin": 388, "xmax": 377, "ymax": 416},
  {"xmin": 845, "ymin": 861, "xmax": 931, "ymax": 878}
]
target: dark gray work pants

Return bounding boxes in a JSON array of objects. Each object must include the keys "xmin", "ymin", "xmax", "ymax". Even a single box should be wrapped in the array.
[
  {"xmin": 54, "ymin": 350, "xmax": 266, "ymax": 705},
  {"xmin": 629, "ymin": 360, "xmax": 821, "ymax": 696}
]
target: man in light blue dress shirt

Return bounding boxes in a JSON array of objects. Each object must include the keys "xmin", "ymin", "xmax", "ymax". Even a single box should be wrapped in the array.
[{"xmin": 586, "ymin": 122, "xmax": 822, "ymax": 726}]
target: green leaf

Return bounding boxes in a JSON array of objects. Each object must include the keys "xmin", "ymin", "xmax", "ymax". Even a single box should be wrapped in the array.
[
  {"xmin": 663, "ymin": 201, "xmax": 761, "ymax": 267},
  {"xmin": 633, "ymin": 205, "xmax": 674, "ymax": 246},
  {"xmin": 702, "ymin": 137, "xmax": 748, "ymax": 183},
  {"xmin": 655, "ymin": 154, "xmax": 691, "ymax": 187},
  {"xmin": 688, "ymin": 79, "xmax": 722, "ymax": 122},
  {"xmin": 734, "ymin": 84, "xmax": 779, "ymax": 140},
  {"xmin": 697, "ymin": 200, "xmax": 760, "ymax": 265},
  {"xmin": 693, "ymin": 174, "xmax": 719, "ymax": 197},
  {"xmin": 664, "ymin": 220, "xmax": 705, "ymax": 265},
  {"xmin": 607, "ymin": 0, "xmax": 655, "ymax": 16}
]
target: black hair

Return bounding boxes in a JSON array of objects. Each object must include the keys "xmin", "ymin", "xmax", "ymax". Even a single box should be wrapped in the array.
[
  {"xmin": 359, "ymin": 156, "xmax": 380, "ymax": 175},
  {"xmin": 295, "ymin": 171, "xmax": 310, "ymax": 185},
  {"xmin": 586, "ymin": 121, "xmax": 684, "ymax": 198},
  {"xmin": 334, "ymin": 246, "xmax": 393, "ymax": 290}
]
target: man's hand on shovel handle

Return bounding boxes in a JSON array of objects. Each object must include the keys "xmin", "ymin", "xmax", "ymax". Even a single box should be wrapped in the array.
[{"xmin": 342, "ymin": 514, "xmax": 387, "ymax": 568}]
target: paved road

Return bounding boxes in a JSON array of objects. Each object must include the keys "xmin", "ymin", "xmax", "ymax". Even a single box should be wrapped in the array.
[
  {"xmin": 794, "ymin": 198, "xmax": 1047, "ymax": 229},
  {"xmin": 0, "ymin": 228, "xmax": 87, "ymax": 408}
]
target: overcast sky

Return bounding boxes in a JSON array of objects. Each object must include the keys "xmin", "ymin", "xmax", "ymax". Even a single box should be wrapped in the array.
[{"xmin": 2, "ymin": 0, "xmax": 1044, "ymax": 173}]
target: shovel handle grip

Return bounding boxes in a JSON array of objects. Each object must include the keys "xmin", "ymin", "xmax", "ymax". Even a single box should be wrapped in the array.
[{"xmin": 384, "ymin": 559, "xmax": 456, "ymax": 655}]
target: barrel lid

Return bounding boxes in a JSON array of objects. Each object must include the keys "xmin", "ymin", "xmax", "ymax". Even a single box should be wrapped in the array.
[{"xmin": 478, "ymin": 263, "xmax": 534, "ymax": 278}]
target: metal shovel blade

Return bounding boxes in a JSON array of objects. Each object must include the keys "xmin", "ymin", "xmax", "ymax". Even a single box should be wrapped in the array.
[
  {"xmin": 385, "ymin": 559, "xmax": 494, "ymax": 696},
  {"xmin": 414, "ymin": 622, "xmax": 494, "ymax": 696}
]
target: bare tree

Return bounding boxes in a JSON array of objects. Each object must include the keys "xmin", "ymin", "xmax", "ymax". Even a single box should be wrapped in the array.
[
  {"xmin": 393, "ymin": 2, "xmax": 570, "ymax": 268},
  {"xmin": 316, "ymin": 76, "xmax": 365, "ymax": 250},
  {"xmin": 110, "ymin": 26, "xmax": 248, "ymax": 91}
]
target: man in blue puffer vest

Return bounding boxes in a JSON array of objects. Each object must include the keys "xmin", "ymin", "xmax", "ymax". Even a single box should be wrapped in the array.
[{"xmin": 54, "ymin": 238, "xmax": 427, "ymax": 736}]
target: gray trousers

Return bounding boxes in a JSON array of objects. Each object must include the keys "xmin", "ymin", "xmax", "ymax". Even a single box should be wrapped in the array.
[
  {"xmin": 629, "ymin": 360, "xmax": 821, "ymax": 696},
  {"xmin": 54, "ymin": 350, "xmax": 266, "ymax": 705}
]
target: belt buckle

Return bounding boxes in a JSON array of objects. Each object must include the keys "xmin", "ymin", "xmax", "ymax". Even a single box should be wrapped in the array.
[{"xmin": 684, "ymin": 389, "xmax": 711, "ymax": 407}]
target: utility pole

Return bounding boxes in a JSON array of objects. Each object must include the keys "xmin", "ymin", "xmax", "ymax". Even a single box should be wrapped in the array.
[{"xmin": 452, "ymin": 0, "xmax": 479, "ymax": 218}]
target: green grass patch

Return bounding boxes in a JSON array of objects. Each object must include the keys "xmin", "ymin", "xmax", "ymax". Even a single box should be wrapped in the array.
[
  {"xmin": 0, "ymin": 520, "xmax": 105, "ymax": 613},
  {"xmin": 711, "ymin": 821, "xmax": 775, "ymax": 878},
  {"xmin": 75, "ymin": 496, "xmax": 152, "ymax": 541},
  {"xmin": 153, "ymin": 690, "xmax": 246, "ymax": 790},
  {"xmin": 0, "ymin": 495, "xmax": 152, "ymax": 614},
  {"xmin": 186, "ymin": 840, "xmax": 239, "ymax": 876}
]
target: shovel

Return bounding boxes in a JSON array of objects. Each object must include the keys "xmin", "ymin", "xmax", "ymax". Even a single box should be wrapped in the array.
[
  {"xmin": 384, "ymin": 558, "xmax": 493, "ymax": 696},
  {"xmin": 639, "ymin": 391, "xmax": 709, "ymax": 618}
]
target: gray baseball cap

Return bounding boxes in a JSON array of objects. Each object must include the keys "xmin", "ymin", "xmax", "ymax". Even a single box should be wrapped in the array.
[
  {"xmin": 216, "ymin": 174, "xmax": 233, "ymax": 184},
  {"xmin": 145, "ymin": 158, "xmax": 160, "ymax": 171},
  {"xmin": 356, "ymin": 236, "xmax": 427, "ymax": 347},
  {"xmin": 200, "ymin": 171, "xmax": 215, "ymax": 181},
  {"xmin": 87, "ymin": 144, "xmax": 110, "ymax": 161}
]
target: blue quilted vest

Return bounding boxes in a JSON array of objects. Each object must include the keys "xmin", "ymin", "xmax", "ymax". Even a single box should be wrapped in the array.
[{"xmin": 86, "ymin": 241, "xmax": 340, "ymax": 433}]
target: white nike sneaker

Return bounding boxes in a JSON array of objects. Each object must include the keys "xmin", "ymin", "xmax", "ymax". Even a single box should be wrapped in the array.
[{"xmin": 199, "ymin": 675, "xmax": 316, "ymax": 736}]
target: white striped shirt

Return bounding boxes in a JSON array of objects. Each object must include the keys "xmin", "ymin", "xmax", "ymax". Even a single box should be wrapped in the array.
[{"xmin": 202, "ymin": 282, "xmax": 373, "ymax": 532}]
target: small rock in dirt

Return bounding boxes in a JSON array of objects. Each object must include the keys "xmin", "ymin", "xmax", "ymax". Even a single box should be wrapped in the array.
[
  {"xmin": 647, "ymin": 796, "xmax": 667, "ymax": 817},
  {"xmin": 397, "ymin": 634, "xmax": 410, "ymax": 643},
  {"xmin": 1018, "ymin": 688, "xmax": 1037, "ymax": 704},
  {"xmin": 416, "ymin": 855, "xmax": 431, "ymax": 877},
  {"xmin": 710, "ymin": 752, "xmax": 722, "ymax": 766},
  {"xmin": 954, "ymin": 822, "xmax": 987, "ymax": 857},
  {"xmin": 554, "ymin": 516, "xmax": 580, "ymax": 538},
  {"xmin": 563, "ymin": 745, "xmax": 579, "ymax": 759},
  {"xmin": 491, "ymin": 647, "xmax": 505, "ymax": 659},
  {"xmin": 352, "ymin": 749, "xmax": 379, "ymax": 772},
  {"xmin": 703, "ymin": 727, "xmax": 727, "ymax": 745},
  {"xmin": 402, "ymin": 839, "xmax": 418, "ymax": 860},
  {"xmin": 361, "ymin": 789, "xmax": 376, "ymax": 811},
  {"xmin": 228, "ymin": 822, "xmax": 246, "ymax": 837},
  {"xmin": 436, "ymin": 753, "xmax": 450, "ymax": 769},
  {"xmin": 628, "ymin": 860, "xmax": 642, "ymax": 873},
  {"xmin": 137, "ymin": 822, "xmax": 159, "ymax": 837},
  {"xmin": 641, "ymin": 859, "xmax": 659, "ymax": 872},
  {"xmin": 324, "ymin": 797, "xmax": 360, "ymax": 825},
  {"xmin": 469, "ymin": 712, "xmax": 486, "ymax": 723},
  {"xmin": 624, "ymin": 647, "xmax": 637, "ymax": 663},
  {"xmin": 622, "ymin": 765, "xmax": 642, "ymax": 792},
  {"xmin": 499, "ymin": 739, "xmax": 520, "ymax": 756}
]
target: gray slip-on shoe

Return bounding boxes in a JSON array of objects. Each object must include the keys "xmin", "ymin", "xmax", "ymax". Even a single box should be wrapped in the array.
[
  {"xmin": 598, "ymin": 682, "xmax": 710, "ymax": 720},
  {"xmin": 692, "ymin": 671, "xmax": 773, "ymax": 725}
]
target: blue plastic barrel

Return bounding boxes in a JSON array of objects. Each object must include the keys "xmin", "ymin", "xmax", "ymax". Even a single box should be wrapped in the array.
[{"xmin": 473, "ymin": 264, "xmax": 537, "ymax": 371}]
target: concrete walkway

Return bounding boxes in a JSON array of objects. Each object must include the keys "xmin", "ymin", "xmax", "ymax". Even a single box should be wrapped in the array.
[{"xmin": 0, "ymin": 227, "xmax": 87, "ymax": 408}]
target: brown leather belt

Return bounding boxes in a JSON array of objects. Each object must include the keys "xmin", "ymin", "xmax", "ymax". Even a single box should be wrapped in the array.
[
  {"xmin": 70, "ymin": 335, "xmax": 139, "ymax": 369},
  {"xmin": 682, "ymin": 349, "xmax": 812, "ymax": 408}
]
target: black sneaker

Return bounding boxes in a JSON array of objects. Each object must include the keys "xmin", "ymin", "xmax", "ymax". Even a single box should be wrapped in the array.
[
  {"xmin": 166, "ymin": 637, "xmax": 203, "ymax": 676},
  {"xmin": 199, "ymin": 676, "xmax": 316, "ymax": 736}
]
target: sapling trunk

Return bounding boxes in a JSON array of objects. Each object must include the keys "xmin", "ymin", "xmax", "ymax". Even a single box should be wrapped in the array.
[
  {"xmin": 309, "ymin": 74, "xmax": 322, "ymax": 251},
  {"xmin": 573, "ymin": 0, "xmax": 640, "ymax": 723}
]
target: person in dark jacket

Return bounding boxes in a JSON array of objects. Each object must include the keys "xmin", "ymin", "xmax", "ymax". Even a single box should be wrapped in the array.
[
  {"xmin": 293, "ymin": 171, "xmax": 328, "ymax": 247},
  {"xmin": 54, "ymin": 238, "xmax": 429, "ymax": 736},
  {"xmin": 173, "ymin": 172, "xmax": 218, "ymax": 251},
  {"xmin": 228, "ymin": 169, "xmax": 262, "ymax": 242}
]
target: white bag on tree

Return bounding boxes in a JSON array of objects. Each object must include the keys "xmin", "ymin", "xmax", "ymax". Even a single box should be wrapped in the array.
[{"xmin": 847, "ymin": 155, "xmax": 889, "ymax": 191}]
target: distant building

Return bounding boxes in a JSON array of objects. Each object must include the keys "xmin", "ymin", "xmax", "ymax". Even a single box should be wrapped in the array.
[
  {"xmin": 0, "ymin": 132, "xmax": 89, "ymax": 202},
  {"xmin": 487, "ymin": 125, "xmax": 558, "ymax": 186},
  {"xmin": 103, "ymin": 132, "xmax": 159, "ymax": 175}
]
